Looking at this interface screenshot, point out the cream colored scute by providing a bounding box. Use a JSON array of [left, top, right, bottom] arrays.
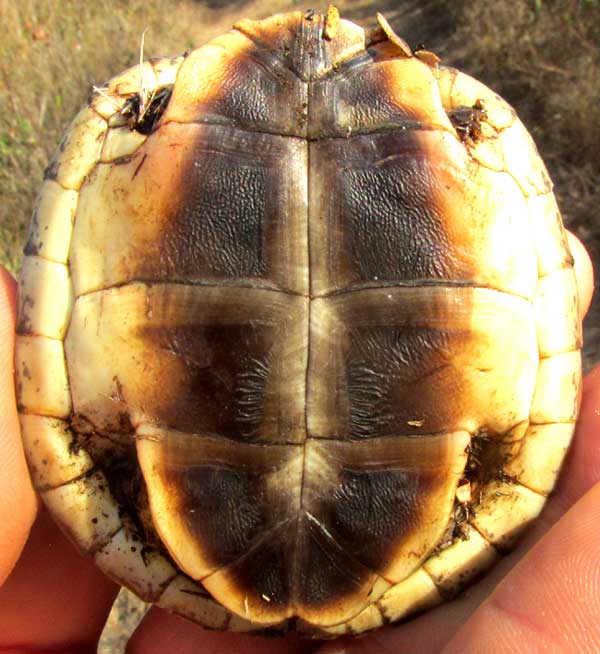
[[18, 257, 73, 339], [20, 414, 93, 490], [42, 471, 121, 552], [91, 56, 184, 123], [46, 107, 107, 191], [423, 528, 499, 596], [310, 603, 384, 637], [157, 575, 230, 630], [528, 192, 573, 276], [436, 67, 517, 131], [504, 423, 576, 494], [534, 269, 581, 357], [24, 180, 78, 263], [377, 568, 441, 623], [529, 350, 581, 424], [151, 55, 185, 86], [91, 61, 157, 120], [95, 528, 177, 601], [500, 118, 552, 197], [100, 127, 147, 162], [470, 481, 546, 550], [15, 335, 71, 418]]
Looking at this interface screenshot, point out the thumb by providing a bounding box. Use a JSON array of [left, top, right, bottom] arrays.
[[0, 265, 37, 586]]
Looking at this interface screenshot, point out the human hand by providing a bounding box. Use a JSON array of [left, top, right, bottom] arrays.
[[0, 233, 596, 654]]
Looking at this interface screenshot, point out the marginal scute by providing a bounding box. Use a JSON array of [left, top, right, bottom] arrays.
[[20, 414, 93, 490], [23, 180, 78, 263], [17, 257, 73, 339], [100, 126, 147, 162], [534, 269, 581, 356], [95, 528, 177, 601], [307, 602, 384, 637], [45, 107, 107, 190], [528, 192, 573, 276], [42, 470, 121, 552], [91, 61, 158, 119], [529, 350, 582, 424], [15, 335, 71, 417], [422, 528, 500, 597], [436, 67, 517, 131], [151, 55, 186, 86], [469, 481, 546, 550], [499, 118, 553, 196], [157, 575, 230, 630], [503, 423, 576, 494], [377, 568, 441, 623]]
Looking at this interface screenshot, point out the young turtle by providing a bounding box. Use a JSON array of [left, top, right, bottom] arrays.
[[15, 7, 581, 637]]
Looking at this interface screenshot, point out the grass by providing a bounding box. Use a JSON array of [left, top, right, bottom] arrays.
[[0, 0, 598, 293], [447, 0, 600, 245], [2, 1, 598, 271], [0, 0, 240, 272]]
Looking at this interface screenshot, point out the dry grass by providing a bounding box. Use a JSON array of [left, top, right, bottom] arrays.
[[2, 1, 598, 272], [445, 0, 600, 365], [447, 0, 600, 231], [0, 0, 450, 273], [0, 0, 240, 272]]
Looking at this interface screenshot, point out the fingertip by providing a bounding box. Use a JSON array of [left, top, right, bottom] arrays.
[[566, 231, 594, 321], [0, 264, 37, 586], [443, 482, 600, 654]]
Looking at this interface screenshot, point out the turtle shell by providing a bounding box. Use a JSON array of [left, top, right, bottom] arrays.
[[15, 8, 582, 637]]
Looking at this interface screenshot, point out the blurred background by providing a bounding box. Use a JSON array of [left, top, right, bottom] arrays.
[[0, 0, 598, 649]]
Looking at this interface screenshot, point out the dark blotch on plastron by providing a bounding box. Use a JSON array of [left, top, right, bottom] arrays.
[[167, 464, 268, 567], [139, 322, 273, 438], [346, 326, 451, 438], [221, 523, 294, 609], [319, 468, 425, 572], [311, 132, 456, 293], [145, 156, 269, 281], [340, 162, 452, 283], [295, 513, 371, 608]]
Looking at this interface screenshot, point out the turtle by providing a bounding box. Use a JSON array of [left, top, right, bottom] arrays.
[[14, 6, 582, 638]]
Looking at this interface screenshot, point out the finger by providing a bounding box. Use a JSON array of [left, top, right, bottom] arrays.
[[566, 230, 594, 320], [318, 366, 600, 654], [318, 271, 598, 654], [441, 481, 600, 653], [126, 606, 317, 654], [0, 262, 119, 651], [0, 508, 119, 652], [0, 266, 37, 585]]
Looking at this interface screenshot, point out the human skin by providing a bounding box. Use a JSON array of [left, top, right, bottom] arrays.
[[0, 233, 596, 654]]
